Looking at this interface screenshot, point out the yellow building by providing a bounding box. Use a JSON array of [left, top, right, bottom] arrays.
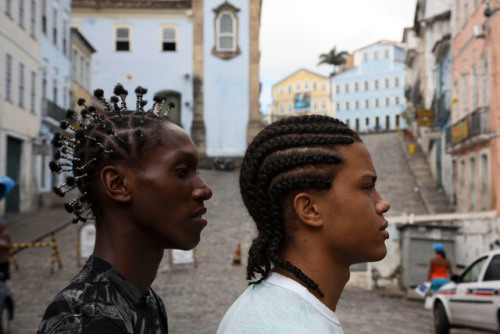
[[271, 69, 331, 121], [70, 28, 96, 110]]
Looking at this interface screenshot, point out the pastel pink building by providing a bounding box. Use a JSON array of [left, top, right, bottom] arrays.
[[449, 0, 500, 213]]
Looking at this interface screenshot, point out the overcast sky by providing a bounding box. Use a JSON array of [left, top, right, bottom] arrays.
[[259, 0, 417, 112]]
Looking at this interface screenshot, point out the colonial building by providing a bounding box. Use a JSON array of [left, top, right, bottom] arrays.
[[39, 0, 73, 199], [332, 40, 407, 133], [270, 69, 331, 122], [448, 0, 499, 213], [71, 0, 262, 163], [70, 28, 95, 111], [0, 0, 42, 213]]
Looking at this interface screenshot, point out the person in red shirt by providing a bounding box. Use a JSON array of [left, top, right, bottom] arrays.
[[427, 243, 452, 292]]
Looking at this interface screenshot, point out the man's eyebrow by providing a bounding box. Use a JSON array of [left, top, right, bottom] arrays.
[[361, 174, 377, 182]]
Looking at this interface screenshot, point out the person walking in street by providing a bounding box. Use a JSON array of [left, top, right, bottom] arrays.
[[37, 84, 212, 334], [427, 243, 452, 292], [0, 220, 13, 282], [218, 115, 391, 333]]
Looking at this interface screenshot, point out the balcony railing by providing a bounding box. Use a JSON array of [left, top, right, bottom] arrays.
[[43, 99, 66, 122], [446, 107, 489, 149]]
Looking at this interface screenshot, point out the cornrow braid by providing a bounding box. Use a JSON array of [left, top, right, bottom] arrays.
[[240, 115, 361, 298], [49, 83, 173, 224]]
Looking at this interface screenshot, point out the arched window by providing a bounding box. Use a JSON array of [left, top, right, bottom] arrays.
[[213, 2, 241, 60], [161, 27, 177, 51]]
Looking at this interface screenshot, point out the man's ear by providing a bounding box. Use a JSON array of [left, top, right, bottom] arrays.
[[100, 165, 132, 203], [293, 192, 323, 228]]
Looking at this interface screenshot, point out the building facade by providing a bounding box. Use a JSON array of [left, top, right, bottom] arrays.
[[70, 28, 95, 111], [39, 0, 73, 198], [448, 0, 499, 214], [270, 69, 331, 122], [0, 0, 42, 213], [71, 0, 262, 163], [332, 41, 407, 133]]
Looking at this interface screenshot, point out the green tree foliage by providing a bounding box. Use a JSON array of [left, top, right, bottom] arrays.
[[318, 46, 348, 76]]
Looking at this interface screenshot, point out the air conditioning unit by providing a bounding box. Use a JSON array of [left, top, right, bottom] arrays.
[[473, 25, 484, 38]]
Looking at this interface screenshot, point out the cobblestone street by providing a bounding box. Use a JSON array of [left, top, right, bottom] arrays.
[[4, 133, 484, 333]]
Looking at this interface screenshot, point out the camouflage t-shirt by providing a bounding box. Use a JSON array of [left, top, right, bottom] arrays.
[[37, 256, 168, 334]]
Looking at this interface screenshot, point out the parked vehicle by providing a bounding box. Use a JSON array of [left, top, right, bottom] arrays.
[[432, 249, 500, 333], [0, 281, 13, 334]]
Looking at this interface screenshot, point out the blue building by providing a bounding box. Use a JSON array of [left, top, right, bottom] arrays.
[[333, 40, 407, 133], [71, 0, 262, 163]]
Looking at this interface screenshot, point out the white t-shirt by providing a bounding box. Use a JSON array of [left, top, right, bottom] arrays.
[[217, 272, 344, 334]]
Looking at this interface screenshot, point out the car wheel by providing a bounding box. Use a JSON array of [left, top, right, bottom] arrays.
[[433, 301, 450, 334], [0, 305, 10, 334]]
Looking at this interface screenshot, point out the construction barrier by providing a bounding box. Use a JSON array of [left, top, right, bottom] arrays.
[[9, 232, 62, 274]]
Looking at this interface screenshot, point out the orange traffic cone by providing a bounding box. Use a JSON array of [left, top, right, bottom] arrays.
[[232, 242, 241, 265]]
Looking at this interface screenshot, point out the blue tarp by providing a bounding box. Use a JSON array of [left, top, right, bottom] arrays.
[[0, 176, 15, 200]]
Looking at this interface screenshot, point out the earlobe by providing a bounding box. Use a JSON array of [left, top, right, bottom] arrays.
[[100, 166, 132, 203], [293, 192, 323, 228]]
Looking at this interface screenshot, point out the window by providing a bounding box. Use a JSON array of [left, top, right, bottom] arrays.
[[395, 96, 400, 105], [72, 49, 78, 78], [62, 20, 68, 55], [385, 78, 390, 88], [288, 104, 292, 115], [462, 75, 468, 116], [85, 61, 90, 89], [53, 8, 58, 46], [321, 82, 326, 90], [346, 102, 350, 110], [79, 55, 84, 83], [5, 0, 12, 17], [345, 83, 349, 93], [354, 82, 359, 92], [115, 27, 130, 51], [41, 0, 46, 34], [313, 101, 317, 112], [279, 87, 284, 95], [355, 101, 359, 109], [363, 53, 368, 61], [53, 78, 58, 104], [19, 0, 25, 28], [321, 100, 326, 112], [288, 84, 292, 94], [296, 82, 300, 92], [364, 81, 369, 90], [462, 0, 468, 26], [30, 0, 35, 37], [365, 100, 369, 108], [279, 104, 284, 116], [374, 51, 378, 60], [312, 81, 317, 90], [484, 255, 500, 281], [394, 77, 400, 87], [336, 85, 340, 94], [374, 80, 379, 89], [462, 257, 487, 283], [375, 99, 379, 107], [366, 117, 370, 126], [18, 62, 25, 108], [304, 81, 309, 91], [396, 115, 400, 127], [470, 156, 476, 211], [217, 12, 236, 51], [480, 153, 490, 210], [482, 55, 489, 107], [355, 118, 360, 131], [30, 71, 36, 113], [336, 103, 340, 111], [162, 27, 177, 51], [384, 49, 390, 59], [5, 54, 12, 101], [385, 97, 390, 106], [471, 65, 478, 110]]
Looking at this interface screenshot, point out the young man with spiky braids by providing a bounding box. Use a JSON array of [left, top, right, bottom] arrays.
[[218, 115, 390, 334], [37, 84, 212, 334]]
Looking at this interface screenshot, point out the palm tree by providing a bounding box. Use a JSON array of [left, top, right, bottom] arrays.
[[318, 46, 348, 76]]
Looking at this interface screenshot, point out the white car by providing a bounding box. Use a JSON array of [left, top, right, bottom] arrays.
[[432, 249, 500, 333]]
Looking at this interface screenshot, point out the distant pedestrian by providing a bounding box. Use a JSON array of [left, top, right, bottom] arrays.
[[0, 220, 13, 282], [37, 84, 212, 334], [218, 115, 391, 333], [427, 243, 452, 292]]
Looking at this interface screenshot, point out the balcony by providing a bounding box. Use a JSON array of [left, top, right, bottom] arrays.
[[446, 107, 489, 151], [43, 99, 66, 123]]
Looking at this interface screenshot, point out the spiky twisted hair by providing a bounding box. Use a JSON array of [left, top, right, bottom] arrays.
[[49, 84, 174, 223], [240, 115, 361, 297]]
